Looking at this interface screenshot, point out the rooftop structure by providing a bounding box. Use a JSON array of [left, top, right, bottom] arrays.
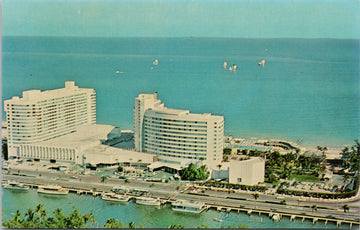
[[134, 93, 224, 167]]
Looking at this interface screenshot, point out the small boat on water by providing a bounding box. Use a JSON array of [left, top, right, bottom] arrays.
[[37, 185, 69, 195], [3, 181, 29, 191], [213, 217, 223, 222], [136, 196, 161, 206], [258, 60, 266, 66], [102, 193, 131, 203], [171, 200, 206, 213], [223, 61, 228, 69]]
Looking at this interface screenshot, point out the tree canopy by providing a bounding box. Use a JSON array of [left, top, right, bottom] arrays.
[[2, 204, 144, 229], [180, 163, 209, 181]]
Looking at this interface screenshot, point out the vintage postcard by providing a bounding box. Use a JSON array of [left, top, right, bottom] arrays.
[[1, 0, 359, 228]]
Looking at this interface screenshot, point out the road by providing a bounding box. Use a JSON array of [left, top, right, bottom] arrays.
[[3, 169, 359, 221]]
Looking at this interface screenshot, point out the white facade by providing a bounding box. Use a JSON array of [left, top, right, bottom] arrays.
[[228, 157, 265, 185], [134, 93, 164, 152], [4, 81, 96, 157], [211, 158, 265, 185], [18, 124, 155, 165], [134, 93, 224, 167]]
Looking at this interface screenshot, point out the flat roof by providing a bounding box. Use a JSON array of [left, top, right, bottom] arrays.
[[30, 124, 115, 149], [5, 81, 94, 103], [84, 145, 156, 165]]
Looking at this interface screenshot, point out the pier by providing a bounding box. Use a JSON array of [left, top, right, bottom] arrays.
[[205, 203, 359, 228]]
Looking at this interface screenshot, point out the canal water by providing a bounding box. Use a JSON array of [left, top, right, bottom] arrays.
[[2, 189, 353, 228]]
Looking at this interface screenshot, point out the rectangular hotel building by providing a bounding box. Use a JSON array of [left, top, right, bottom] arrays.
[[4, 81, 96, 158]]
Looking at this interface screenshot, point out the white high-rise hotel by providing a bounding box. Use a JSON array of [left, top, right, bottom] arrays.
[[134, 93, 224, 166], [4, 81, 96, 158]]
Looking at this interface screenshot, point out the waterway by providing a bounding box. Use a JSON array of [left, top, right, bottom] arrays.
[[2, 188, 354, 229]]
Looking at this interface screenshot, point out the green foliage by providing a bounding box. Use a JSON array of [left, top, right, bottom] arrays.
[[2, 203, 145, 229], [104, 218, 125, 228], [199, 181, 267, 192], [168, 224, 185, 229], [223, 148, 232, 155], [289, 174, 321, 182], [277, 187, 357, 199], [264, 149, 326, 182], [117, 165, 124, 172], [2, 204, 96, 229], [341, 140, 360, 172], [180, 163, 209, 181], [221, 223, 248, 228], [104, 218, 141, 228], [101, 175, 107, 183]]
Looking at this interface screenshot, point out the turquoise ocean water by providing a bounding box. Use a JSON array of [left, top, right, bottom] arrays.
[[2, 37, 359, 147], [1, 189, 352, 229], [2, 37, 359, 228]]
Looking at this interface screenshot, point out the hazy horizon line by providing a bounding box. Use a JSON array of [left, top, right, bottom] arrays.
[[3, 35, 360, 41]]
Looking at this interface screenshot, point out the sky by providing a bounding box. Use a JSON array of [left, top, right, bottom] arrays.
[[2, 0, 360, 39]]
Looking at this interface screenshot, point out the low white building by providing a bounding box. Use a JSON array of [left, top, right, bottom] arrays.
[[18, 123, 156, 166], [211, 157, 265, 185]]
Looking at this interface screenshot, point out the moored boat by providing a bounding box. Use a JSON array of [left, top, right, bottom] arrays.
[[102, 193, 131, 203], [213, 217, 223, 222], [135, 196, 161, 206], [3, 181, 29, 191], [171, 200, 206, 213], [37, 185, 69, 195]]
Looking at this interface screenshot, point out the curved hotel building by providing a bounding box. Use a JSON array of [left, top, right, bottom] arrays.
[[134, 93, 224, 166]]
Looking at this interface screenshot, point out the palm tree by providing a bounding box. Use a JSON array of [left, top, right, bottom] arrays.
[[104, 218, 124, 228], [35, 204, 44, 215], [84, 211, 96, 227], [24, 208, 35, 222], [101, 175, 107, 183], [168, 224, 185, 229], [311, 205, 317, 212], [128, 221, 136, 229], [317, 146, 328, 160], [341, 204, 350, 213]]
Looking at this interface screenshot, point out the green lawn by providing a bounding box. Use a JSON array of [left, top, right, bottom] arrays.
[[290, 174, 321, 182]]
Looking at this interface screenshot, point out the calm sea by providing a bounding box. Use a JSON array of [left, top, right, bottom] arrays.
[[1, 189, 352, 229], [2, 37, 359, 148]]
